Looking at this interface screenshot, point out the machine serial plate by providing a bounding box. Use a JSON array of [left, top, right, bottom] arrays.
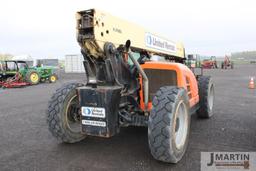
[[81, 107, 106, 118], [82, 120, 106, 127]]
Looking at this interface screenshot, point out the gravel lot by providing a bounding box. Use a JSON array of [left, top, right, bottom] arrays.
[[0, 64, 255, 171]]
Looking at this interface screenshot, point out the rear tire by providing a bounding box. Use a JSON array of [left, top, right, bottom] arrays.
[[231, 62, 234, 69], [197, 76, 214, 118], [46, 82, 86, 143], [26, 70, 40, 85], [214, 62, 218, 69], [148, 86, 190, 163]]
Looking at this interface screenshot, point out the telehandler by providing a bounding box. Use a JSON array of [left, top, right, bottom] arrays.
[[46, 9, 214, 163]]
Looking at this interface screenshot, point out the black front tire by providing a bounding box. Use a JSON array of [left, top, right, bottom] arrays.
[[148, 86, 190, 163], [49, 73, 58, 83], [40, 78, 46, 83], [197, 76, 214, 118], [46, 82, 86, 143]]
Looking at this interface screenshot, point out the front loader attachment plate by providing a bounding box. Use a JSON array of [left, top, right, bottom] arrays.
[[77, 86, 122, 138]]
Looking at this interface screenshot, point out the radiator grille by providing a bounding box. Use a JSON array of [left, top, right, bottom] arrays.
[[144, 69, 177, 101]]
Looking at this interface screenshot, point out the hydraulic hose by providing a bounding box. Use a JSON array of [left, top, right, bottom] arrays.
[[128, 52, 149, 110]]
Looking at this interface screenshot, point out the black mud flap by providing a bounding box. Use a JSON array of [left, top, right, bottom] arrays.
[[77, 86, 122, 138]]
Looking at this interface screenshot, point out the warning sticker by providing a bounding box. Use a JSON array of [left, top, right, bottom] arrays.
[[82, 120, 106, 127]]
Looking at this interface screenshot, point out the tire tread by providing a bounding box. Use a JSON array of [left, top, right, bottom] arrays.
[[148, 86, 189, 163], [46, 82, 85, 143]]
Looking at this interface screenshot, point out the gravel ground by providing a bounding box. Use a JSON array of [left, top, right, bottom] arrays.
[[0, 64, 255, 171]]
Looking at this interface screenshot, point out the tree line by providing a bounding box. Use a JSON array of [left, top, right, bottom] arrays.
[[0, 53, 14, 60]]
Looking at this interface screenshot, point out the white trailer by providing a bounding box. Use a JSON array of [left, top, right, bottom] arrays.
[[65, 54, 85, 73]]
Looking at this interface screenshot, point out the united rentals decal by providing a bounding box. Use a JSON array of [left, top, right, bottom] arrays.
[[81, 107, 106, 118], [201, 152, 256, 171], [145, 32, 176, 53]]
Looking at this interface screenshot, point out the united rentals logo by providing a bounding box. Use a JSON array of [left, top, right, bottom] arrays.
[[201, 152, 256, 171], [145, 33, 176, 53], [81, 107, 106, 118]]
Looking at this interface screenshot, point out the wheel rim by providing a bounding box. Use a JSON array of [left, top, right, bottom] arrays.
[[174, 100, 188, 150], [65, 94, 81, 133], [50, 76, 56, 82], [30, 73, 39, 83], [208, 85, 214, 111]]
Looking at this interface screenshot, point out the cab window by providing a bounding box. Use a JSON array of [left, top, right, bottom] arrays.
[[18, 63, 27, 69], [6, 62, 17, 71]]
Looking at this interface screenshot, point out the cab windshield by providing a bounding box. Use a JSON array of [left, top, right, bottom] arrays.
[[17, 62, 27, 69]]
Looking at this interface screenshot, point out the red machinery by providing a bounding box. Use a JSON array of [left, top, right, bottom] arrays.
[[221, 55, 234, 69], [202, 56, 218, 69], [0, 73, 30, 88]]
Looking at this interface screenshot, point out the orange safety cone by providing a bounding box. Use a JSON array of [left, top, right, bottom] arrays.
[[249, 77, 255, 89]]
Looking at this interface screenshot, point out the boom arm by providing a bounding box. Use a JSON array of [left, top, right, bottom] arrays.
[[75, 9, 186, 109], [76, 9, 185, 60]]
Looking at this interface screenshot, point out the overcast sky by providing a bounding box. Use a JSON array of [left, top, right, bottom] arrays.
[[0, 0, 255, 58]]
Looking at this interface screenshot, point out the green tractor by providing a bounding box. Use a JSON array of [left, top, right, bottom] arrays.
[[186, 54, 202, 68], [0, 60, 58, 85]]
